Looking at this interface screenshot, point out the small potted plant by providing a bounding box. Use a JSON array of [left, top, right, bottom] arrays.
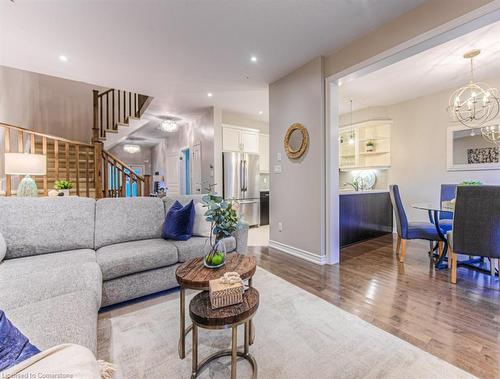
[[54, 180, 73, 196], [201, 186, 240, 269], [365, 140, 375, 152]]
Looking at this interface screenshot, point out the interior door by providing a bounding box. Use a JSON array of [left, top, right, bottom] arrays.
[[191, 143, 202, 194], [166, 153, 180, 195]]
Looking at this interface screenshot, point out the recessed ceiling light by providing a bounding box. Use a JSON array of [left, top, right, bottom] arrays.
[[251, 56, 258, 63], [258, 110, 264, 115], [207, 92, 213, 98], [59, 55, 68, 62]]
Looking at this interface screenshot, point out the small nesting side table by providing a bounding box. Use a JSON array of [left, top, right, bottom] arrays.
[[175, 253, 257, 359], [189, 288, 259, 379]]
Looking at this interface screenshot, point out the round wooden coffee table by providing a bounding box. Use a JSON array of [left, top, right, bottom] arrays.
[[189, 288, 259, 379], [175, 253, 257, 359]]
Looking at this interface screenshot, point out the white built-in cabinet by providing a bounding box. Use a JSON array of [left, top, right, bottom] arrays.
[[259, 134, 269, 173], [222, 125, 259, 154], [339, 120, 392, 170], [222, 124, 269, 173]]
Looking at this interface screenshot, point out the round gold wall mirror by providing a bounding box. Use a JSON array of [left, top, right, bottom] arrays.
[[284, 123, 309, 159]]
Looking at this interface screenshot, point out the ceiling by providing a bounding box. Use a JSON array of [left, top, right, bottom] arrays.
[[0, 0, 425, 122], [339, 20, 500, 114]]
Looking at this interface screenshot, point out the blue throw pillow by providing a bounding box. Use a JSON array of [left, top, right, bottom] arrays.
[[162, 200, 195, 241], [0, 310, 40, 371]]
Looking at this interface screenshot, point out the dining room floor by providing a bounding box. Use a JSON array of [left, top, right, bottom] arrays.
[[246, 234, 500, 379]]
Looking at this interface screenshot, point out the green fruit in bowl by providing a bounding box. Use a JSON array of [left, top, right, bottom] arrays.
[[211, 254, 223, 266], [205, 255, 212, 264]]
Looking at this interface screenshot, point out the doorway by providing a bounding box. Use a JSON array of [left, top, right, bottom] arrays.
[[325, 6, 500, 265], [180, 148, 191, 195]]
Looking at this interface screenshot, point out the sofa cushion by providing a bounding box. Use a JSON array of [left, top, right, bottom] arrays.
[[95, 197, 165, 249], [0, 231, 6, 262], [5, 290, 98, 354], [171, 236, 236, 262], [163, 194, 205, 212], [0, 197, 96, 259], [96, 238, 178, 281], [162, 200, 195, 241], [0, 262, 102, 310], [0, 249, 97, 279], [0, 310, 41, 371]]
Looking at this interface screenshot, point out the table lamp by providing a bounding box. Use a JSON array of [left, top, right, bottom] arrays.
[[5, 153, 47, 197]]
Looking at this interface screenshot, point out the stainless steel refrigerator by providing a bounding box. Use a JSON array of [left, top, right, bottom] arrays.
[[222, 152, 260, 226]]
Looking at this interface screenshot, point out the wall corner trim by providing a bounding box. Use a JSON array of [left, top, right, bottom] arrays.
[[269, 240, 327, 265]]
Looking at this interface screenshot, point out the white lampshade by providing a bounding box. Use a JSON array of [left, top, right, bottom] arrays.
[[5, 153, 47, 175]]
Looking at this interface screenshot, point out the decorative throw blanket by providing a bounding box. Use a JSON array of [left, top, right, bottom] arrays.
[[0, 310, 40, 371]]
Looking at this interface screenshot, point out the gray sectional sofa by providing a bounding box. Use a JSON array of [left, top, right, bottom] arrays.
[[0, 195, 248, 355]]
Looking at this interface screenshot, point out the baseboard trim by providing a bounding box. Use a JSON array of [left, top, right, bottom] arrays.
[[269, 240, 327, 265]]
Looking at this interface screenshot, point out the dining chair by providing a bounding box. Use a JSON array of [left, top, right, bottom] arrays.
[[438, 184, 456, 232], [389, 185, 445, 263], [449, 185, 500, 284]]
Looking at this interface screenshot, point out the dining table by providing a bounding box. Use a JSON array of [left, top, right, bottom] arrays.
[[412, 202, 453, 269]]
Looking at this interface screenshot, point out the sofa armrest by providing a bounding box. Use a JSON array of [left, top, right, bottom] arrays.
[[232, 223, 249, 253], [1, 344, 110, 378]]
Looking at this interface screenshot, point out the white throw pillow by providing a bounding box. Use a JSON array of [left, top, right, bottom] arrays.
[[0, 231, 6, 262], [192, 202, 212, 237]]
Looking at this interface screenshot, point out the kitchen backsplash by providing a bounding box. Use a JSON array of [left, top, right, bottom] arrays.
[[339, 169, 388, 191]]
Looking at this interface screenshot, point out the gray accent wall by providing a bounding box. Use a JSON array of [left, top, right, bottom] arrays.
[[0, 65, 105, 143], [269, 57, 325, 260]]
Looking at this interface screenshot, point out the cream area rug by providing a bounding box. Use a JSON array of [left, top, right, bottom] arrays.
[[97, 268, 475, 379]]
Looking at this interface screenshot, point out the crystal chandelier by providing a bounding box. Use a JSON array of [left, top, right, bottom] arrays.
[[160, 120, 178, 133], [481, 124, 500, 144], [123, 144, 141, 154], [448, 50, 500, 143]]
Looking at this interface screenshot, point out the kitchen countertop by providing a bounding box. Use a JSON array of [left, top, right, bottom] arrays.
[[339, 189, 389, 195]]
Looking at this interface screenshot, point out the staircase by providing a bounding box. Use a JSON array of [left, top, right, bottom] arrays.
[[1, 88, 153, 198]]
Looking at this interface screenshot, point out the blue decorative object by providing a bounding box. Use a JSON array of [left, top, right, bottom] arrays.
[[162, 200, 195, 241], [0, 310, 40, 371]]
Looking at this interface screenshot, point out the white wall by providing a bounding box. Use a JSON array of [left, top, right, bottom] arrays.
[[340, 79, 500, 222], [221, 110, 269, 134], [269, 57, 325, 262]]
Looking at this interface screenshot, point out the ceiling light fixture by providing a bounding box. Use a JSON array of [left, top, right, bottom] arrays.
[[160, 120, 178, 133], [258, 110, 263, 115], [207, 92, 213, 98], [123, 144, 141, 154], [251, 56, 258, 63], [481, 125, 500, 144], [448, 49, 500, 144], [59, 55, 68, 62]]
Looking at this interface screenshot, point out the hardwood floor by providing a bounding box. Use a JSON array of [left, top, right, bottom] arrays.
[[247, 235, 500, 379]]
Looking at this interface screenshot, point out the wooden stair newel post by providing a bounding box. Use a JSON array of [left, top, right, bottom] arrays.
[[94, 142, 103, 199], [144, 174, 151, 197], [92, 89, 100, 143]]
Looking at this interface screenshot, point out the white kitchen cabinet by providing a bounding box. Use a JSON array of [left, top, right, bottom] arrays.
[[259, 134, 269, 173], [241, 130, 259, 153], [222, 125, 259, 153], [222, 126, 241, 152]]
